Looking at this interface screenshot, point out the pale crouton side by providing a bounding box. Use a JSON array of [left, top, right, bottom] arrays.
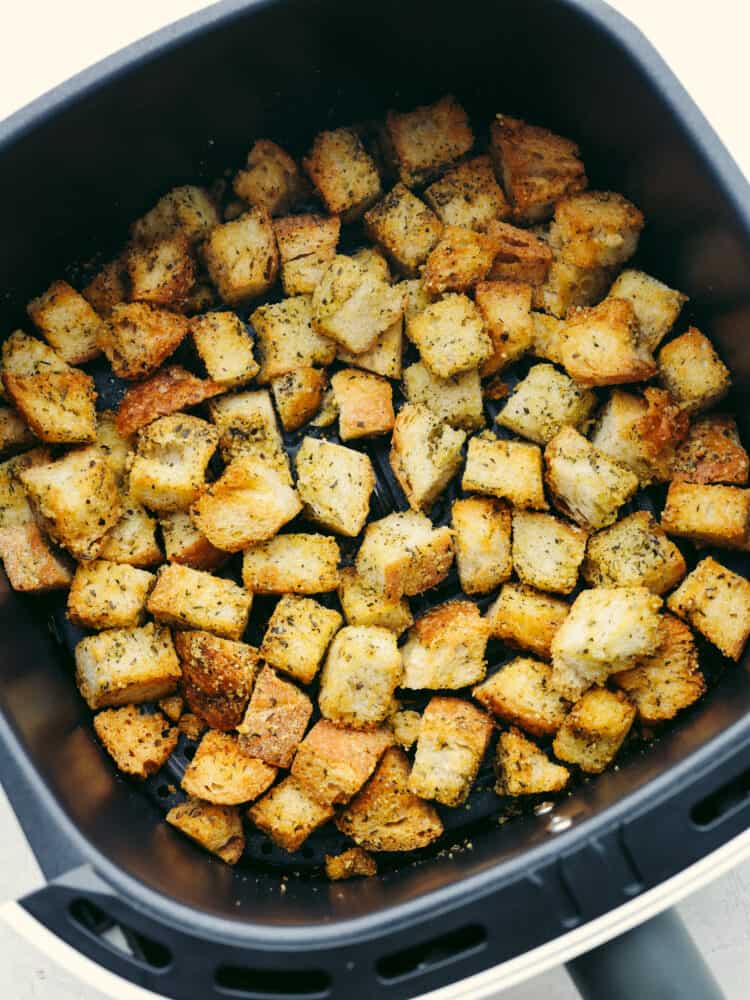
[[672, 414, 749, 485], [27, 280, 104, 364], [661, 482, 750, 548], [550, 190, 644, 268], [390, 403, 466, 513], [658, 327, 731, 414], [203, 207, 279, 305], [401, 601, 490, 690], [497, 364, 596, 446], [158, 695, 184, 722], [561, 299, 656, 386], [475, 279, 534, 377], [422, 226, 498, 295], [237, 664, 312, 767], [270, 368, 327, 432], [273, 213, 341, 296], [147, 563, 252, 640], [325, 847, 377, 880], [355, 511, 454, 600], [485, 220, 553, 284], [451, 496, 512, 595], [129, 414, 218, 513], [208, 389, 289, 478], [531, 312, 567, 364], [583, 511, 686, 594], [474, 657, 570, 737], [0, 405, 36, 457], [495, 727, 570, 795], [251, 295, 336, 383], [462, 436, 547, 510], [242, 533, 341, 594], [338, 567, 413, 635], [248, 776, 334, 853], [291, 719, 392, 806], [383, 95, 474, 187], [608, 269, 687, 353], [303, 127, 382, 220], [425, 155, 510, 231], [167, 797, 244, 864], [126, 233, 196, 308], [331, 369, 395, 440], [486, 583, 569, 660], [319, 626, 402, 728], [115, 365, 223, 437], [403, 361, 484, 432], [95, 410, 133, 486], [94, 705, 178, 780], [0, 521, 73, 593], [553, 688, 636, 774], [97, 496, 163, 568], [533, 254, 614, 319], [174, 629, 258, 730], [131, 185, 219, 247], [67, 560, 154, 629], [98, 302, 189, 380], [311, 255, 403, 355], [407, 293, 492, 378], [388, 705, 421, 749], [232, 139, 306, 216], [260, 594, 342, 684], [402, 279, 436, 321], [667, 556, 750, 660], [364, 183, 442, 276], [0, 447, 51, 532], [337, 317, 404, 380], [182, 731, 277, 805], [295, 436, 374, 537], [512, 511, 587, 595], [190, 310, 260, 388], [159, 510, 228, 571]]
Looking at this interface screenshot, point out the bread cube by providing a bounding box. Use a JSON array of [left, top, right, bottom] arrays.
[[0, 447, 49, 532], [312, 255, 403, 355], [463, 436, 547, 510], [67, 560, 154, 629], [82, 257, 129, 316], [158, 694, 184, 723], [0, 520, 72, 594], [388, 705, 422, 749], [203, 207, 279, 305], [550, 190, 644, 268], [486, 583, 569, 660], [408, 696, 493, 807], [336, 746, 443, 851], [485, 220, 553, 285], [489, 115, 586, 223], [236, 663, 312, 767], [208, 389, 289, 478], [450, 496, 512, 595], [99, 302, 189, 380], [533, 254, 614, 319], [260, 594, 341, 685], [475, 279, 534, 377], [131, 185, 219, 247], [338, 567, 413, 635], [331, 369, 394, 440], [551, 586, 662, 701], [422, 226, 498, 295], [607, 269, 687, 353], [666, 556, 750, 660], [390, 404, 465, 513], [167, 797, 244, 864], [318, 626, 402, 728], [115, 365, 223, 437], [126, 234, 195, 308], [242, 532, 340, 594], [495, 727, 570, 796], [401, 601, 489, 690], [291, 719, 392, 806], [75, 622, 181, 709], [474, 657, 569, 737], [672, 414, 749, 485], [94, 410, 132, 486], [129, 414, 218, 513], [159, 510, 228, 571], [147, 563, 252, 640], [337, 317, 404, 380], [325, 847, 377, 881], [273, 213, 340, 295], [182, 731, 276, 805], [512, 511, 587, 595], [2, 331, 97, 444], [232, 139, 306, 216], [97, 496, 162, 568], [271, 368, 327, 432], [190, 311, 260, 388], [178, 712, 208, 741], [402, 278, 436, 321], [544, 427, 638, 530], [251, 295, 336, 383], [553, 688, 636, 774], [661, 482, 750, 548], [303, 127, 381, 220], [248, 776, 334, 852], [403, 361, 484, 432], [583, 511, 686, 594], [383, 95, 474, 187], [658, 327, 731, 414], [561, 299, 656, 386], [424, 155, 509, 231], [497, 364, 596, 445], [407, 293, 491, 378], [355, 511, 454, 600], [27, 280, 103, 364], [531, 312, 567, 365], [0, 406, 34, 458], [174, 629, 258, 730], [93, 705, 177, 780], [294, 436, 374, 537], [364, 183, 442, 276]]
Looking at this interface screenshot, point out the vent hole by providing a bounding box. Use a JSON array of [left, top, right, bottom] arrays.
[[691, 768, 750, 827], [215, 966, 331, 997], [376, 923, 486, 983], [69, 899, 172, 970]]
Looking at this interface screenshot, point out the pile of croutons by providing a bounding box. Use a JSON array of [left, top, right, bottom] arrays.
[[2, 94, 749, 878]]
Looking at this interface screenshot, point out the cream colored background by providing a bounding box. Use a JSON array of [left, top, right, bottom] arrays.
[[0, 1, 749, 997]]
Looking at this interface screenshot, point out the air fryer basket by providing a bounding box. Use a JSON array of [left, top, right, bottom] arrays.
[[1, 0, 750, 997]]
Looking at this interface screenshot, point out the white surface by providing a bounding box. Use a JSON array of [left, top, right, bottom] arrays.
[[0, 1, 749, 997]]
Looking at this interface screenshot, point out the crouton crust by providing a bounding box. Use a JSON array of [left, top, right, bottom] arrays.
[[167, 797, 245, 864], [661, 482, 750, 549], [147, 563, 252, 640], [115, 366, 223, 436], [337, 567, 413, 635], [474, 658, 570, 737], [242, 533, 341, 594], [671, 415, 749, 485], [303, 127, 382, 220], [126, 233, 196, 308], [319, 626, 402, 728], [247, 777, 334, 853], [251, 295, 336, 383], [232, 139, 307, 216], [658, 327, 731, 414], [486, 583, 569, 660], [355, 511, 454, 600], [182, 731, 277, 805], [474, 279, 534, 377], [271, 368, 327, 432], [99, 302, 189, 380], [552, 688, 636, 774], [495, 727, 570, 796], [422, 226, 498, 295], [403, 361, 484, 432], [27, 279, 104, 365], [190, 310, 260, 388], [0, 521, 73, 593], [331, 369, 395, 441], [364, 183, 443, 276], [497, 364, 597, 445], [0, 405, 36, 457], [174, 630, 258, 730], [67, 559, 154, 629], [129, 414, 219, 513], [384, 95, 474, 188], [462, 436, 547, 510], [290, 719, 393, 806], [260, 595, 342, 685], [608, 269, 687, 353], [561, 299, 656, 386], [666, 556, 750, 660], [273, 213, 341, 296], [237, 665, 312, 768], [325, 847, 377, 880], [424, 155, 510, 232], [550, 190, 644, 269], [93, 705, 178, 780], [485, 220, 553, 284], [159, 510, 228, 572], [582, 511, 686, 594], [401, 601, 490, 690], [407, 294, 492, 379], [202, 207, 279, 305]]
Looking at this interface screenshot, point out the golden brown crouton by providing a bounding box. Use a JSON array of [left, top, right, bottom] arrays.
[[533, 254, 614, 319], [126, 234, 195, 308], [242, 532, 340, 594], [561, 299, 656, 386], [260, 595, 341, 685], [401, 601, 489, 690], [463, 436, 547, 510], [337, 317, 404, 380], [658, 327, 731, 414], [388, 706, 421, 749], [95, 410, 133, 486], [425, 155, 510, 231], [270, 368, 327, 432], [512, 511, 587, 595], [0, 521, 72, 593], [0, 447, 50, 532], [497, 364, 596, 446], [159, 510, 228, 571], [158, 694, 184, 722], [553, 688, 636, 774], [608, 269, 687, 353], [337, 567, 413, 635], [485, 220, 553, 285], [304, 127, 381, 220], [295, 436, 375, 537], [486, 583, 569, 660], [251, 295, 336, 383], [451, 496, 512, 595], [290, 719, 392, 806], [273, 213, 341, 296], [661, 482, 750, 549], [672, 414, 749, 485], [82, 257, 129, 317], [97, 496, 163, 568], [131, 185, 219, 247], [331, 369, 395, 441], [474, 658, 570, 737], [383, 95, 474, 188], [248, 777, 334, 853], [390, 404, 465, 513], [147, 563, 252, 640], [355, 511, 454, 601], [208, 389, 289, 478], [27, 280, 104, 364], [407, 293, 492, 379], [237, 665, 313, 768], [167, 797, 244, 864], [319, 626, 402, 727], [190, 311, 260, 390], [174, 629, 258, 730], [364, 183, 442, 276], [232, 139, 306, 216], [115, 365, 223, 437], [403, 361, 484, 432], [475, 279, 534, 377], [422, 226, 498, 295], [129, 414, 219, 513], [530, 312, 567, 365], [67, 559, 154, 629], [178, 712, 208, 741], [550, 190, 644, 268], [182, 731, 277, 805], [0, 406, 36, 457], [495, 727, 570, 796], [203, 207, 279, 305], [94, 705, 177, 780], [99, 302, 189, 380], [582, 511, 686, 594], [325, 847, 377, 880], [667, 556, 750, 660]]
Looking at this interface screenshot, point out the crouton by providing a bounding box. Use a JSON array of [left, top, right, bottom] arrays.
[[0, 406, 35, 457], [331, 369, 395, 440], [131, 185, 219, 247], [115, 366, 223, 437], [318, 626, 402, 727], [390, 404, 465, 513], [190, 459, 302, 551], [667, 556, 750, 660], [661, 482, 750, 549], [463, 436, 547, 510], [408, 696, 493, 807], [270, 368, 327, 432], [474, 280, 534, 377], [27, 280, 104, 364], [424, 155, 510, 231], [208, 389, 289, 478], [496, 727, 570, 795], [551, 586, 662, 700], [474, 657, 569, 737], [147, 563, 252, 640], [181, 731, 276, 805], [129, 414, 218, 513], [489, 115, 586, 223], [383, 95, 474, 188], [407, 293, 491, 379], [75, 622, 181, 709], [93, 705, 177, 780], [485, 220, 553, 285], [512, 511, 587, 595], [388, 705, 421, 749], [291, 719, 392, 805], [497, 364, 596, 445], [294, 437, 374, 537], [325, 847, 377, 880], [544, 427, 638, 530], [303, 127, 381, 220], [0, 447, 49, 532], [248, 776, 334, 852], [401, 601, 489, 690], [189, 311, 260, 388], [260, 594, 341, 685], [167, 797, 244, 864], [203, 207, 279, 305], [550, 190, 644, 268], [94, 410, 132, 486], [232, 139, 306, 216], [364, 183, 442, 276], [311, 389, 339, 429], [0, 521, 72, 593], [561, 299, 656, 386], [607, 269, 687, 353], [347, 244, 392, 278], [235, 664, 312, 767], [403, 361, 484, 432], [531, 312, 567, 364], [159, 510, 228, 571], [336, 318, 404, 380], [451, 496, 512, 595], [126, 234, 195, 308], [583, 511, 686, 594], [486, 583, 569, 660], [658, 327, 731, 414], [158, 694, 184, 722], [251, 295, 336, 383], [67, 560, 154, 629], [178, 712, 208, 741], [355, 511, 454, 600], [97, 497, 163, 568], [174, 629, 258, 730], [311, 255, 403, 355], [533, 255, 614, 319], [402, 279, 436, 321], [422, 226, 498, 295], [338, 567, 413, 635], [98, 302, 189, 380], [82, 257, 129, 317], [273, 213, 341, 296], [553, 688, 636, 774], [336, 746, 443, 850], [242, 533, 340, 594], [672, 414, 749, 485], [2, 331, 97, 444]]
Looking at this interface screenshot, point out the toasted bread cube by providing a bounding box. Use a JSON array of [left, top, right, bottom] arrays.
[[94, 705, 177, 780], [182, 731, 276, 805], [131, 185, 218, 246], [159, 510, 227, 571], [608, 269, 687, 353], [291, 719, 392, 805], [147, 563, 251, 640], [658, 327, 731, 414], [260, 595, 341, 685], [295, 437, 374, 537], [497, 364, 596, 446], [0, 447, 50, 531], [409, 696, 493, 807], [129, 414, 218, 513], [474, 658, 569, 737], [311, 388, 339, 428], [303, 127, 381, 220], [661, 482, 750, 548], [338, 567, 413, 635], [248, 776, 334, 852], [672, 414, 749, 485], [667, 556, 750, 660], [2, 331, 97, 444], [422, 226, 498, 295], [312, 255, 403, 355], [190, 311, 260, 388], [236, 664, 312, 767], [403, 361, 484, 432], [75, 622, 181, 709], [97, 497, 163, 568], [325, 847, 377, 880], [95, 410, 133, 485], [232, 139, 306, 216], [82, 257, 128, 316], [273, 213, 340, 296], [451, 497, 512, 595], [364, 183, 442, 276], [390, 404, 465, 512], [424, 155, 509, 231], [350, 246, 392, 282], [544, 427, 638, 530], [512, 512, 587, 595], [485, 220, 552, 284], [115, 366, 223, 437], [242, 532, 340, 594], [490, 115, 586, 223], [251, 295, 336, 383], [383, 95, 473, 187], [531, 312, 567, 364], [67, 560, 154, 629], [551, 190, 644, 268], [561, 299, 656, 386], [337, 317, 404, 380], [126, 234, 195, 308], [355, 511, 454, 600], [402, 278, 436, 321], [486, 583, 568, 660], [178, 712, 208, 741], [331, 369, 395, 441], [19, 446, 121, 560], [191, 459, 302, 552], [271, 368, 327, 432], [174, 630, 257, 730], [496, 727, 570, 795], [553, 688, 636, 774], [0, 520, 72, 593], [27, 280, 103, 364], [99, 302, 189, 380], [583, 511, 686, 594], [401, 601, 489, 690], [533, 255, 614, 319], [158, 694, 184, 722], [388, 705, 422, 749], [336, 746, 443, 851], [203, 208, 279, 305], [475, 279, 534, 377], [209, 388, 289, 478], [407, 294, 491, 379], [463, 436, 546, 510], [167, 797, 244, 864], [551, 586, 662, 701], [319, 626, 402, 727], [0, 406, 35, 456]]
